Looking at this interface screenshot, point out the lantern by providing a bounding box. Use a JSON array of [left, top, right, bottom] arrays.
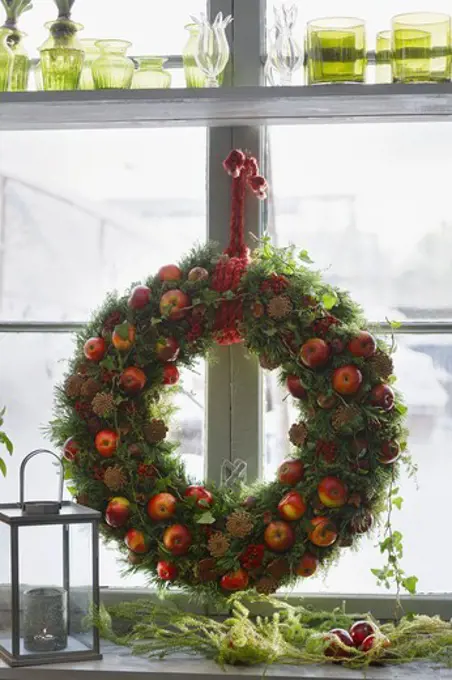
[[0, 450, 102, 667]]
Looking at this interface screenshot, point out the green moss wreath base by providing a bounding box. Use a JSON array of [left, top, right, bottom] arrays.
[[51, 151, 407, 600]]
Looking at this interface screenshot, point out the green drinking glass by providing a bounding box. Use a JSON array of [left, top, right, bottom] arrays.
[[376, 30, 392, 84], [183, 23, 206, 88], [392, 12, 451, 83], [132, 57, 171, 89], [39, 20, 84, 91], [92, 39, 134, 90], [307, 17, 366, 84], [8, 30, 29, 91], [79, 38, 100, 90], [0, 27, 13, 91]]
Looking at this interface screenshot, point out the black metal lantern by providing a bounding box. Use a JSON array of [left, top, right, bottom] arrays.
[[0, 450, 102, 667]]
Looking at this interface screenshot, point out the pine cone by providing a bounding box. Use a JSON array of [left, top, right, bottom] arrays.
[[195, 558, 218, 583], [92, 392, 115, 417], [350, 510, 373, 535], [256, 576, 279, 595], [103, 465, 127, 491], [368, 351, 394, 380], [64, 374, 85, 399], [80, 378, 102, 400], [208, 532, 230, 558], [289, 422, 308, 447], [259, 354, 280, 371], [143, 419, 168, 444], [226, 510, 254, 538], [128, 551, 143, 566], [267, 558, 290, 580], [76, 492, 91, 507], [268, 295, 293, 319], [331, 404, 361, 432], [103, 311, 122, 333], [87, 416, 103, 435]]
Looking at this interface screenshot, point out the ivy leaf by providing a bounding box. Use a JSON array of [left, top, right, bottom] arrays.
[[100, 355, 116, 371], [196, 511, 216, 525], [322, 291, 338, 310], [0, 432, 13, 454], [67, 485, 77, 496], [151, 317, 162, 326], [392, 496, 404, 510], [298, 249, 313, 264], [114, 322, 131, 340], [402, 575, 418, 595], [0, 458, 6, 477], [389, 319, 402, 329], [396, 403, 408, 416]]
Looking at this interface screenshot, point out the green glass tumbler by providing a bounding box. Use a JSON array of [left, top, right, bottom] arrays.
[[376, 30, 392, 84], [132, 57, 171, 89], [39, 20, 84, 91], [392, 12, 451, 82], [0, 28, 13, 91], [92, 39, 134, 89], [307, 17, 366, 84], [8, 30, 30, 91], [79, 38, 100, 90], [183, 23, 206, 88]]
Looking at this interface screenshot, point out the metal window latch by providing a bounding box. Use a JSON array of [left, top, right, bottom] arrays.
[[220, 458, 247, 487], [20, 449, 64, 515]]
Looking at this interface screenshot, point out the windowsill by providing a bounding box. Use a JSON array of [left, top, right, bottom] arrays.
[[0, 644, 449, 680]]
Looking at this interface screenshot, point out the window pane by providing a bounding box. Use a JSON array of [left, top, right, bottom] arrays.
[[0, 333, 205, 587], [21, 0, 206, 57], [0, 128, 206, 322], [267, 122, 452, 321], [264, 334, 452, 593]]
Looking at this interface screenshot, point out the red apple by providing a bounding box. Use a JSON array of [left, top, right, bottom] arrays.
[[119, 366, 146, 394], [296, 553, 319, 577], [286, 375, 308, 399], [163, 524, 192, 556], [147, 493, 177, 521], [63, 437, 80, 462], [95, 429, 118, 457], [105, 497, 130, 528], [360, 634, 390, 652], [188, 267, 209, 282], [300, 338, 330, 368], [112, 323, 136, 351], [84, 337, 106, 362], [370, 384, 395, 412], [128, 285, 151, 310], [278, 491, 307, 521], [318, 476, 348, 508], [158, 264, 182, 282], [220, 568, 249, 592], [157, 560, 178, 581], [184, 485, 213, 508], [309, 517, 338, 547], [160, 289, 191, 320], [264, 520, 295, 552], [163, 364, 180, 385], [317, 394, 337, 409], [379, 441, 400, 465], [349, 620, 377, 647], [348, 331, 377, 358], [125, 528, 149, 554], [332, 365, 363, 395], [277, 459, 305, 486], [155, 337, 180, 362], [325, 629, 355, 658]]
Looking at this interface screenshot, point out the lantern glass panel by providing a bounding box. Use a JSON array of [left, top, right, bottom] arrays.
[[68, 523, 96, 652], [0, 522, 12, 655]]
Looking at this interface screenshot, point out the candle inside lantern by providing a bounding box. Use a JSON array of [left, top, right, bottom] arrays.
[[23, 587, 68, 653], [307, 17, 366, 84]]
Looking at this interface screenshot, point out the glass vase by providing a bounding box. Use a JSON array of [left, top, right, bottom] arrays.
[[192, 12, 232, 87], [376, 30, 392, 84], [392, 12, 451, 83], [79, 38, 100, 90], [92, 40, 134, 90], [268, 4, 303, 86], [39, 20, 84, 91], [307, 17, 366, 84], [183, 24, 206, 88], [132, 57, 171, 89], [8, 30, 29, 91], [0, 28, 13, 92]]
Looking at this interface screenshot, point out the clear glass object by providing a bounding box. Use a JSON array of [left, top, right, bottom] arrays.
[[375, 30, 392, 84], [392, 12, 451, 83], [23, 587, 68, 652], [0, 27, 13, 91], [192, 11, 232, 87], [39, 20, 84, 91], [267, 3, 303, 86], [307, 17, 366, 84], [132, 56, 172, 89], [92, 39, 134, 90], [8, 31, 29, 91], [78, 39, 100, 91], [183, 24, 206, 88]]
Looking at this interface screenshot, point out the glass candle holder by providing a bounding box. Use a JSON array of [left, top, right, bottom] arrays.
[[132, 57, 171, 89], [23, 587, 68, 653], [39, 20, 84, 91], [307, 17, 366, 84], [8, 30, 30, 92], [92, 39, 134, 90], [79, 39, 100, 90], [376, 30, 392, 84], [392, 12, 451, 83], [183, 24, 206, 88]]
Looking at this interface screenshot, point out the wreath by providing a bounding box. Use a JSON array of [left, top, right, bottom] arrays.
[[51, 149, 407, 599]]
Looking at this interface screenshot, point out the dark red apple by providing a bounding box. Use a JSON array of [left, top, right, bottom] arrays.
[[119, 366, 146, 394], [160, 289, 190, 320], [324, 629, 355, 658], [348, 331, 377, 358], [63, 437, 80, 462], [378, 441, 400, 465], [349, 620, 377, 647], [95, 429, 118, 457], [147, 493, 177, 521], [83, 337, 106, 362], [105, 497, 130, 528], [128, 285, 151, 310], [163, 364, 180, 385], [264, 521, 295, 552], [296, 553, 318, 577], [286, 375, 308, 399], [163, 524, 192, 556], [278, 491, 306, 521], [317, 394, 337, 409], [277, 459, 305, 485], [158, 264, 182, 282], [220, 568, 249, 592], [370, 384, 395, 411], [184, 485, 213, 508], [300, 338, 330, 368], [309, 517, 338, 547], [332, 365, 363, 395], [157, 560, 178, 581], [155, 337, 180, 362], [318, 476, 347, 508], [125, 528, 149, 554]]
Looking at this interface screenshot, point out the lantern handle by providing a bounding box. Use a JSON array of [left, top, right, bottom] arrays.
[[20, 449, 64, 510]]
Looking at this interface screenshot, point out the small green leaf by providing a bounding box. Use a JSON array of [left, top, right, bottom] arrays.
[[223, 290, 235, 301], [402, 575, 418, 595], [389, 319, 402, 329], [396, 403, 408, 416], [151, 317, 162, 326], [0, 433, 13, 454], [298, 249, 313, 264], [67, 485, 77, 496], [100, 355, 116, 371], [196, 511, 216, 525], [114, 322, 131, 340], [0, 458, 7, 477], [392, 496, 404, 510], [263, 328, 278, 337], [322, 291, 338, 310]]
